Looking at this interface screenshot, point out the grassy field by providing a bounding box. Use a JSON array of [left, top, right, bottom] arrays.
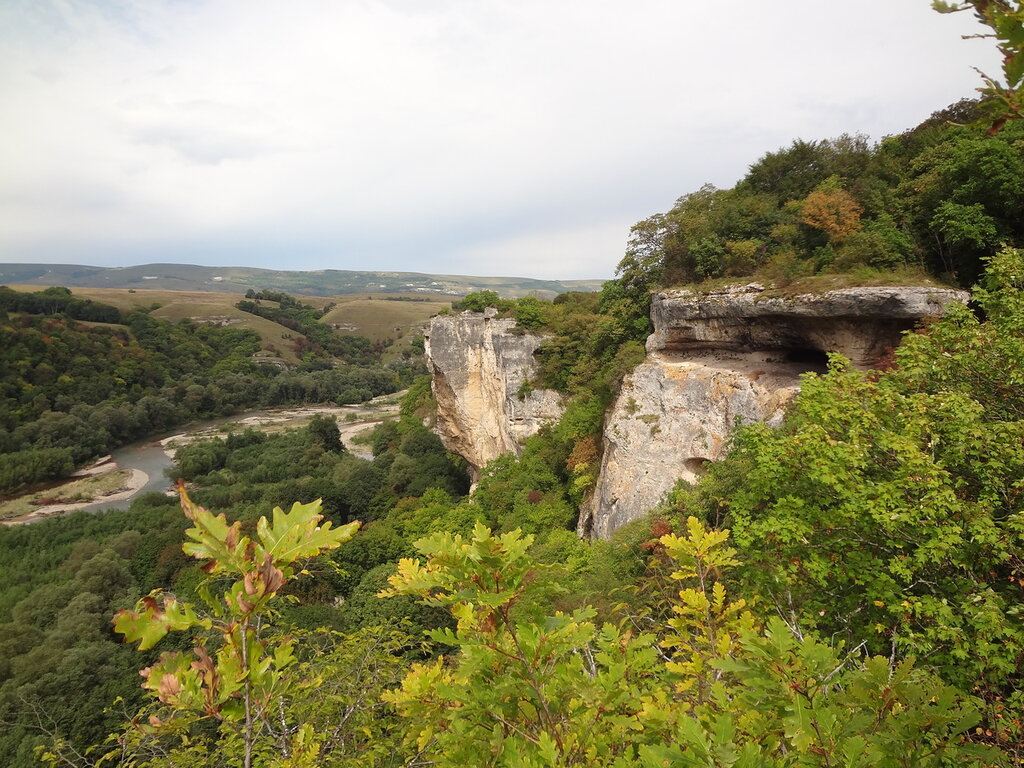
[[7, 285, 449, 365], [15, 285, 251, 311], [321, 297, 450, 342]]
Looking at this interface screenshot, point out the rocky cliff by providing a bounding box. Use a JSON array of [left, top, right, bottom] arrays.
[[425, 310, 563, 480], [424, 285, 968, 539], [580, 284, 969, 538]]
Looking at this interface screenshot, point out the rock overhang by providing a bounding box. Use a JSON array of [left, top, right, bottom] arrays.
[[647, 284, 970, 367]]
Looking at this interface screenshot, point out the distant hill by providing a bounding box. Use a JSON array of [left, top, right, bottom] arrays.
[[2, 285, 452, 367], [0, 263, 607, 299]]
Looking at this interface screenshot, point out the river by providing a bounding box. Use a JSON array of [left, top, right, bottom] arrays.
[[8, 402, 397, 522]]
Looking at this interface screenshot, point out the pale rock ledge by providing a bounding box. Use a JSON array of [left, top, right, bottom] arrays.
[[580, 283, 969, 539], [424, 310, 563, 482]]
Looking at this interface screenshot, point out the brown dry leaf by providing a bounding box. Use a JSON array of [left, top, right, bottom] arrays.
[[258, 552, 286, 595], [157, 673, 182, 702]]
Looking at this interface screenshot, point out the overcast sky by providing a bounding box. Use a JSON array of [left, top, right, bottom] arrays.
[[0, 0, 999, 280]]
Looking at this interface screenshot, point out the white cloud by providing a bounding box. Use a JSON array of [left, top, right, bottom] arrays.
[[0, 0, 1001, 277]]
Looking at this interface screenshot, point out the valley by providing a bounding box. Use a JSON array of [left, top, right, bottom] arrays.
[[0, 399, 399, 525]]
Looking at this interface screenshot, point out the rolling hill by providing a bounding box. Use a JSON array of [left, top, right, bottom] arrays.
[[0, 263, 606, 299], [3, 285, 448, 366]]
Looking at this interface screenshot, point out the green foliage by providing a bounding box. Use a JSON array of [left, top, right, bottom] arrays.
[[398, 374, 434, 423], [689, 236, 727, 280], [0, 286, 122, 323], [658, 518, 756, 702], [706, 363, 1024, 690], [934, 0, 1024, 134], [382, 521, 1000, 767], [0, 497, 190, 768], [382, 524, 665, 767], [647, 623, 994, 768], [680, 249, 1024, 752], [0, 447, 74, 494], [512, 295, 547, 329], [889, 246, 1024, 419], [109, 487, 359, 768], [451, 290, 508, 312], [645, 518, 996, 767], [617, 100, 1024, 288], [307, 414, 344, 453], [534, 288, 649, 397], [0, 296, 407, 485], [931, 201, 1000, 250]]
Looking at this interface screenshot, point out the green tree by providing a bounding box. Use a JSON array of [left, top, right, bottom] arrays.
[[107, 486, 359, 768], [308, 414, 344, 453], [381, 523, 666, 767], [454, 291, 504, 312], [383, 521, 1000, 767]]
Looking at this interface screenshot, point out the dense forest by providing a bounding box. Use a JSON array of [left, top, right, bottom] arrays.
[[616, 99, 1024, 298], [0, 287, 418, 495], [2, 3, 1024, 765]]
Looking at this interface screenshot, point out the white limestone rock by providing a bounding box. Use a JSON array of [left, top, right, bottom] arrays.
[[425, 312, 563, 480]]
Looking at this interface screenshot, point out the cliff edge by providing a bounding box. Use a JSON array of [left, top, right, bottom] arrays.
[[424, 310, 563, 481], [581, 283, 968, 538]]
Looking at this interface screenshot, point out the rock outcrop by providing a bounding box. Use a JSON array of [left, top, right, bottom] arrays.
[[647, 284, 968, 367], [580, 283, 969, 539], [425, 310, 563, 480]]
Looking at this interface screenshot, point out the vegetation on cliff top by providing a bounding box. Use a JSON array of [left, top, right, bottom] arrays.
[[617, 104, 1024, 297]]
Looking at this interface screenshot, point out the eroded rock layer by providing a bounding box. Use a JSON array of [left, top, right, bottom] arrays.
[[425, 311, 563, 480], [647, 284, 969, 366], [581, 284, 969, 538]]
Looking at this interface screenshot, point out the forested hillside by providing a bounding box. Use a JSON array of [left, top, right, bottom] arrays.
[[0, 286, 417, 496], [618, 99, 1024, 299], [11, 241, 1019, 764]]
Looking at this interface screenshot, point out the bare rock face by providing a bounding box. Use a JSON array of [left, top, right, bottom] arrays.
[[581, 283, 969, 539], [584, 350, 802, 540], [425, 311, 563, 480], [648, 284, 969, 367]]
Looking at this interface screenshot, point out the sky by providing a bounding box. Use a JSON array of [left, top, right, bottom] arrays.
[[0, 0, 1001, 280]]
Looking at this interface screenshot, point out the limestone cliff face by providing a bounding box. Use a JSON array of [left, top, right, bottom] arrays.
[[647, 284, 968, 367], [581, 284, 969, 539], [584, 350, 802, 539], [425, 311, 563, 480]]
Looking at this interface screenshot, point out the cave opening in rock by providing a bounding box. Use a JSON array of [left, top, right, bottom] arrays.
[[781, 347, 830, 372], [684, 457, 711, 477]]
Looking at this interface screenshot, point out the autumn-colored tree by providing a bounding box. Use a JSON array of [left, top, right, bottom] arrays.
[[108, 485, 360, 768], [800, 177, 864, 244]]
